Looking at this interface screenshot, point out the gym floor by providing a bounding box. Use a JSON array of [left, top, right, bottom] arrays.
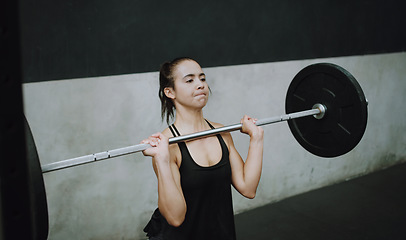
[[235, 162, 406, 240]]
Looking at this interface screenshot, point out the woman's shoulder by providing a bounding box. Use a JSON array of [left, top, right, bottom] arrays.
[[161, 127, 173, 138]]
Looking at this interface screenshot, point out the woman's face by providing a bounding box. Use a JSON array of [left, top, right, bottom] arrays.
[[167, 60, 209, 109]]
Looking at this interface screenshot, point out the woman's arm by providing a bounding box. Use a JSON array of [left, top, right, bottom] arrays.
[[142, 132, 187, 227], [223, 115, 264, 199]]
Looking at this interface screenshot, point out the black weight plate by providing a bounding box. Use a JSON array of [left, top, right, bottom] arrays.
[[285, 63, 368, 157], [24, 115, 49, 239]]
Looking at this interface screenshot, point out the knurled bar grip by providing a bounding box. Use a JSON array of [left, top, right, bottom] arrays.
[[41, 107, 322, 173]]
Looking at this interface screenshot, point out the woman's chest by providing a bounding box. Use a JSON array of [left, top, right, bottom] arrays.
[[184, 136, 224, 167]]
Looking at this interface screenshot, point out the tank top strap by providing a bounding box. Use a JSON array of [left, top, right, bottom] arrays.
[[172, 124, 181, 136], [205, 120, 229, 158], [168, 124, 179, 137], [205, 119, 215, 130], [169, 124, 188, 155]]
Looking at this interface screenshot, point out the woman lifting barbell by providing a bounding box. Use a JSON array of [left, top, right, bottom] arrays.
[[141, 57, 264, 240]]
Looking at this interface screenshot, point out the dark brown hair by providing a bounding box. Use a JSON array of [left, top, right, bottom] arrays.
[[159, 57, 196, 124]]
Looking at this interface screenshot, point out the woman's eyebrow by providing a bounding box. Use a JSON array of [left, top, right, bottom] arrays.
[[182, 73, 206, 79]]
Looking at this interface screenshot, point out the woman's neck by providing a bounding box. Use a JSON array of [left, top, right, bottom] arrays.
[[174, 107, 207, 134]]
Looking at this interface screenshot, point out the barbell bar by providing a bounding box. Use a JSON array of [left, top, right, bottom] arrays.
[[39, 62, 368, 173], [41, 105, 325, 173]]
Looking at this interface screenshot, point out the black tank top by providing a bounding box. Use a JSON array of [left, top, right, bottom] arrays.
[[162, 120, 236, 240]]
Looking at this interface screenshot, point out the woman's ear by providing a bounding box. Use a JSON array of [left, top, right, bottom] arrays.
[[164, 87, 175, 99]]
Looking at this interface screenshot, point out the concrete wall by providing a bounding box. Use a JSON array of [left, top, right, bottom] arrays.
[[23, 52, 406, 239]]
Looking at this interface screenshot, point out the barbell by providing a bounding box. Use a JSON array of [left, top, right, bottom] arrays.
[[38, 63, 368, 173], [25, 62, 368, 239]]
